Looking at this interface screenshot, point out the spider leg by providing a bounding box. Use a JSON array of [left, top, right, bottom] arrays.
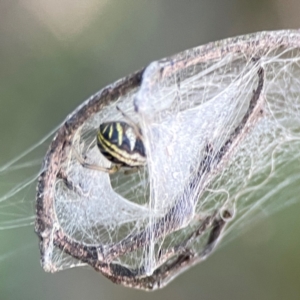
[[72, 145, 120, 174], [116, 105, 143, 140], [123, 167, 141, 175]]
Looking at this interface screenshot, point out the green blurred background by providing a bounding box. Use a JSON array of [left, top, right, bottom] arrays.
[[1, 1, 300, 299]]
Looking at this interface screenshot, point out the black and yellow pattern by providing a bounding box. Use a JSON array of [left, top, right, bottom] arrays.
[[97, 121, 146, 168]]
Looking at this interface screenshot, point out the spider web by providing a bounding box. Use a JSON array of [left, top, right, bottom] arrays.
[[1, 30, 300, 286]]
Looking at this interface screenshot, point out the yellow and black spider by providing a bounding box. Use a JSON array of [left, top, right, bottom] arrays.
[[96, 121, 146, 172], [75, 113, 146, 174]]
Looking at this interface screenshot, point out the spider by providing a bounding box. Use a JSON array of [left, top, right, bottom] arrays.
[[73, 107, 146, 174], [57, 107, 147, 197]]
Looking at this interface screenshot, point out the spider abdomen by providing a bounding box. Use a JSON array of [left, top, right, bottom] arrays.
[[97, 121, 146, 167]]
